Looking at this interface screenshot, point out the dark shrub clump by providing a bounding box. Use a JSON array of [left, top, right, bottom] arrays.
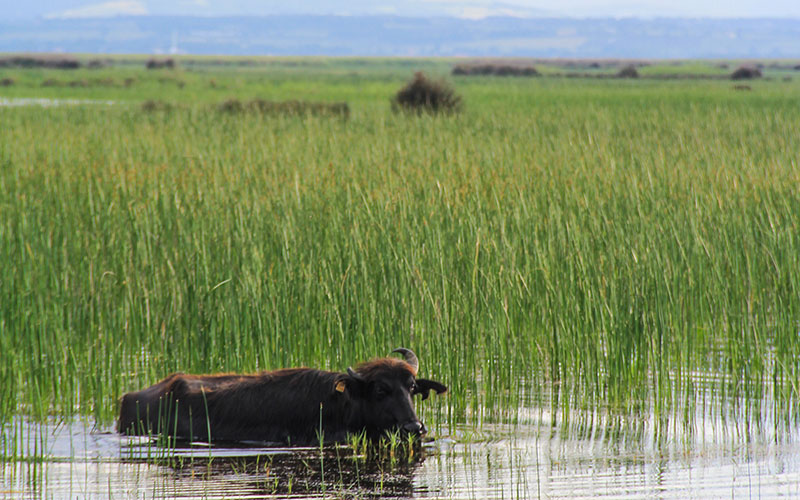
[[248, 99, 349, 118], [142, 99, 175, 113], [218, 98, 245, 113], [452, 64, 539, 77], [731, 66, 762, 80], [392, 72, 462, 115], [217, 98, 349, 118], [0, 77, 14, 86], [141, 100, 173, 112], [146, 58, 176, 70], [617, 65, 639, 78], [0, 56, 80, 69]]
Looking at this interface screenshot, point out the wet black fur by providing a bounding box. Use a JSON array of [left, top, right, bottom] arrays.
[[118, 358, 447, 445]]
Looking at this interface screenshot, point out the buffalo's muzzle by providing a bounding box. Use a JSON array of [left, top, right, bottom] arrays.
[[402, 420, 426, 435]]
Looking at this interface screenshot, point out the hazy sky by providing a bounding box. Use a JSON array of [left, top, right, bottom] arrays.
[[9, 0, 800, 20]]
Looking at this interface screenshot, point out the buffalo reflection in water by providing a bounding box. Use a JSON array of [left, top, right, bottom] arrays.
[[121, 440, 429, 499]]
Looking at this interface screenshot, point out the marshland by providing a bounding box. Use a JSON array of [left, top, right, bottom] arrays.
[[1, 56, 800, 498]]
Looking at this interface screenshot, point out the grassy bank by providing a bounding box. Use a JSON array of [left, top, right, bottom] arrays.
[[1, 61, 799, 432]]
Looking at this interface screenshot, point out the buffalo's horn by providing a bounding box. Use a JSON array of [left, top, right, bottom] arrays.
[[392, 348, 419, 375], [347, 367, 366, 382]]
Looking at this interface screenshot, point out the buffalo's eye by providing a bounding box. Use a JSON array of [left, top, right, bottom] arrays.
[[375, 385, 390, 398], [410, 382, 418, 393]]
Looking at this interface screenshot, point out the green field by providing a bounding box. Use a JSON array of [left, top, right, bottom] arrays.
[[1, 58, 799, 437]]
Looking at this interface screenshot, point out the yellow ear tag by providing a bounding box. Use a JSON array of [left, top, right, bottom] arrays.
[[335, 381, 346, 393]]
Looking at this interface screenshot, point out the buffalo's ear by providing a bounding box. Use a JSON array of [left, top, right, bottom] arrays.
[[335, 368, 368, 397], [333, 377, 363, 397], [414, 378, 448, 400]]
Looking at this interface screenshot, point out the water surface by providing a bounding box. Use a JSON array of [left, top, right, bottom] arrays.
[[0, 97, 115, 107], [3, 394, 800, 499]]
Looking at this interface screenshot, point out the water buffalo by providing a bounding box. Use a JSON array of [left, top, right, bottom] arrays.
[[117, 348, 447, 445]]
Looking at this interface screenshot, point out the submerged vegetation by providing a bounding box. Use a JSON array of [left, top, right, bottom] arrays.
[[140, 98, 350, 118], [217, 98, 350, 117], [452, 63, 540, 76], [0, 60, 799, 444]]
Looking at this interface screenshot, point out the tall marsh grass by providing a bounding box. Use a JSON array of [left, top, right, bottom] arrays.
[[1, 79, 799, 433]]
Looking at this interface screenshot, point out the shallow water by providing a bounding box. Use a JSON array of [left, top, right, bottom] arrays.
[[0, 97, 115, 107], [3, 396, 800, 500]]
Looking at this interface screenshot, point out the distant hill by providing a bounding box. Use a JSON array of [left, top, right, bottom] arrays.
[[1, 16, 799, 58]]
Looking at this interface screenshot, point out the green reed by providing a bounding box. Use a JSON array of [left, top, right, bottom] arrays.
[[1, 67, 799, 434]]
